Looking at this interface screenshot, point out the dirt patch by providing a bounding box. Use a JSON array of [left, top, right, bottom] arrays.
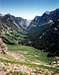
[[7, 51, 25, 61]]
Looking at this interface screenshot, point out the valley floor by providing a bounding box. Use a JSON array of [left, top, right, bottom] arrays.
[[0, 45, 59, 75]]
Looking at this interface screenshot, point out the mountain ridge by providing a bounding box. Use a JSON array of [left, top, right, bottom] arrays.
[[28, 8, 59, 31], [0, 8, 59, 47]]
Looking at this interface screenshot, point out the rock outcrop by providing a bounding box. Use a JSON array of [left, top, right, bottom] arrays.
[[0, 38, 7, 54]]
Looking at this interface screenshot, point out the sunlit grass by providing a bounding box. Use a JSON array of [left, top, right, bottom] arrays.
[[0, 44, 59, 74], [7, 44, 49, 64]]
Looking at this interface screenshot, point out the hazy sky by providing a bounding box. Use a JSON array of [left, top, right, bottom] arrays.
[[0, 0, 59, 20]]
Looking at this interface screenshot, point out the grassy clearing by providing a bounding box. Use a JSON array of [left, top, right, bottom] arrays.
[[7, 45, 59, 73], [0, 44, 59, 74], [7, 45, 49, 64]]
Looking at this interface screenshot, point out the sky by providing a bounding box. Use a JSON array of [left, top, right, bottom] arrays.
[[0, 0, 59, 20]]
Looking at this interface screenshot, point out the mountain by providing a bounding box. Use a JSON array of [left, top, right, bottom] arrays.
[[0, 9, 59, 55], [27, 9, 59, 56], [16, 17, 30, 30], [28, 9, 59, 31], [0, 14, 30, 44], [0, 9, 59, 74], [0, 14, 30, 30], [27, 9, 59, 36], [27, 9, 59, 40]]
